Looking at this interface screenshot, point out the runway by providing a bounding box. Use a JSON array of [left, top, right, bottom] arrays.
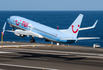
[[0, 42, 103, 70]]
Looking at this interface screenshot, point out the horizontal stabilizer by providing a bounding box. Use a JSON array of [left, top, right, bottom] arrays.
[[78, 37, 100, 40], [60, 38, 75, 40]]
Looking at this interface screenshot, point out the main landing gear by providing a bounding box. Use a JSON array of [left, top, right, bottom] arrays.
[[30, 37, 35, 43], [12, 27, 14, 31], [45, 39, 50, 42]]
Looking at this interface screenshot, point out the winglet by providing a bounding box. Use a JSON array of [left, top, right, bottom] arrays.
[[1, 22, 6, 35], [92, 20, 98, 28]]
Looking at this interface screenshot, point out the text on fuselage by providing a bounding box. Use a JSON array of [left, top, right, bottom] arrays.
[[15, 20, 29, 28]]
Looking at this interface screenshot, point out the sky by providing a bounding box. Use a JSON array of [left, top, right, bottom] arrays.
[[0, 0, 103, 11]]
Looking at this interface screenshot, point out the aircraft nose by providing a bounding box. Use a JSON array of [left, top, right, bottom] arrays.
[[7, 17, 12, 24], [7, 18, 9, 21]]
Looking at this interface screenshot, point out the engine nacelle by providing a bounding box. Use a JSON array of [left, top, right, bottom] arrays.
[[45, 39, 50, 42], [14, 29, 25, 38]]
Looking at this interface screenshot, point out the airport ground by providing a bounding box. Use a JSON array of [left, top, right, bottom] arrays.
[[0, 42, 103, 70]]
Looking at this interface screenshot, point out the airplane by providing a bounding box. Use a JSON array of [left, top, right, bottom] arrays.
[[1, 14, 99, 44]]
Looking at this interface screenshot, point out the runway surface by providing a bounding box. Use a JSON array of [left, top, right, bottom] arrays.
[[0, 42, 103, 70]]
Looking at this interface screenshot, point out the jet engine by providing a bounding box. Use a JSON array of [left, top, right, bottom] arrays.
[[14, 29, 25, 38], [45, 39, 50, 42]]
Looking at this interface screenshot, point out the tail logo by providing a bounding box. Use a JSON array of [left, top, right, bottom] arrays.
[[72, 25, 80, 33]]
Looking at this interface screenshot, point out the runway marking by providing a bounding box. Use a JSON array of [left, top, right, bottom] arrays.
[[0, 63, 58, 70], [0, 45, 46, 47], [0, 51, 13, 54], [0, 69, 6, 70], [77, 55, 103, 59]]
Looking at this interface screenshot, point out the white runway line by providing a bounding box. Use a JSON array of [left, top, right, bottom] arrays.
[[0, 45, 46, 47], [0, 51, 13, 53], [77, 55, 103, 59], [0, 63, 58, 70]]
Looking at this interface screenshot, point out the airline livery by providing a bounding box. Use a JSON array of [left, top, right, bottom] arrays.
[[2, 14, 99, 44]]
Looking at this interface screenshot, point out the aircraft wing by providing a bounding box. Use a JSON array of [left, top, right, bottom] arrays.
[[79, 20, 98, 30], [59, 20, 98, 33], [6, 30, 44, 38]]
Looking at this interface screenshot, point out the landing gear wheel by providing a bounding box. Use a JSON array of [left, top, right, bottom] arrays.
[[30, 39, 35, 43], [12, 27, 14, 31], [45, 39, 50, 42], [30, 39, 33, 43], [33, 39, 35, 43]]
